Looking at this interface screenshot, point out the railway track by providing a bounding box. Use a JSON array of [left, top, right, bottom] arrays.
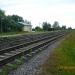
[[0, 31, 62, 50], [0, 32, 62, 54], [0, 32, 66, 67]]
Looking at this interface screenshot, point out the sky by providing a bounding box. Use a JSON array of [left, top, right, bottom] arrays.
[[0, 0, 75, 28]]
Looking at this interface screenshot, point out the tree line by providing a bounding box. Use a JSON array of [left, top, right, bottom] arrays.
[[0, 9, 26, 32], [0, 9, 72, 33], [33, 21, 72, 31]]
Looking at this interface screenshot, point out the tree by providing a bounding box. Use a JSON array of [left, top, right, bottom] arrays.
[[42, 22, 51, 31], [0, 9, 5, 32], [61, 25, 66, 30], [2, 16, 18, 32], [0, 9, 27, 32], [8, 15, 24, 22], [0, 9, 5, 17], [68, 27, 72, 30], [52, 21, 60, 30], [35, 26, 42, 31]]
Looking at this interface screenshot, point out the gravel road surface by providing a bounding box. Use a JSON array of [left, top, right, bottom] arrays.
[[8, 39, 62, 75]]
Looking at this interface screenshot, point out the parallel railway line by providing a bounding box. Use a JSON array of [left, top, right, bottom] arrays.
[[0, 31, 66, 67], [0, 31, 61, 50], [0, 32, 54, 50], [0, 32, 61, 54]]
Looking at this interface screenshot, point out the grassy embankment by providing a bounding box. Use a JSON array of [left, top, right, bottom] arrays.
[[39, 31, 75, 75], [0, 31, 50, 37], [0, 31, 26, 35]]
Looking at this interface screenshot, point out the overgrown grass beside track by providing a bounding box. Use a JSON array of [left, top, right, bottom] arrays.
[[39, 31, 75, 75], [0, 31, 50, 37]]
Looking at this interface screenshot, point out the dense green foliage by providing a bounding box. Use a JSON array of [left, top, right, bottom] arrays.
[[42, 22, 51, 31], [34, 21, 70, 31], [0, 9, 24, 32], [35, 26, 43, 31]]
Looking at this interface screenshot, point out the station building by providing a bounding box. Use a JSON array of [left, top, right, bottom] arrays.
[[18, 22, 32, 32]]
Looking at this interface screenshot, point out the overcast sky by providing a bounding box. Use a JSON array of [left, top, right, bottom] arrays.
[[0, 0, 75, 28]]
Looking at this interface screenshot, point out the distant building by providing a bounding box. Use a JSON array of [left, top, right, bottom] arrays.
[[18, 22, 32, 32]]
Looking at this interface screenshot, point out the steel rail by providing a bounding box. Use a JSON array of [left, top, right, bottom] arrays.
[[0, 33, 65, 66], [0, 32, 62, 54]]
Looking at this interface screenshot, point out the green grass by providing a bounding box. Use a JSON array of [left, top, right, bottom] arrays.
[[0, 31, 51, 37], [0, 31, 28, 36], [39, 31, 75, 75]]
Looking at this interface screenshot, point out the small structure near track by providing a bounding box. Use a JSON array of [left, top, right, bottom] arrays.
[[18, 21, 32, 32]]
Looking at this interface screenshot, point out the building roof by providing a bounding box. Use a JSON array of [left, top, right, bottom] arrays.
[[18, 22, 32, 26]]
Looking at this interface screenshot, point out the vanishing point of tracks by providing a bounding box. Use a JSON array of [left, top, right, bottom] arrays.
[[0, 31, 66, 67]]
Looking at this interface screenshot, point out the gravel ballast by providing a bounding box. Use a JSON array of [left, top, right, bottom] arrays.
[[8, 39, 62, 75]]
